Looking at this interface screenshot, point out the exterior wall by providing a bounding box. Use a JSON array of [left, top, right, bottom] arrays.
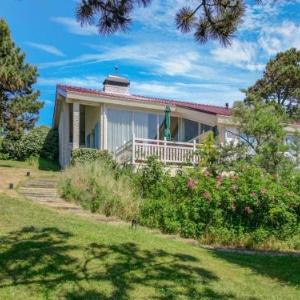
[[103, 84, 129, 94], [73, 102, 80, 149], [58, 101, 72, 168]]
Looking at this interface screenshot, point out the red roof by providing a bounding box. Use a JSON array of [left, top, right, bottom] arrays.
[[57, 84, 231, 116]]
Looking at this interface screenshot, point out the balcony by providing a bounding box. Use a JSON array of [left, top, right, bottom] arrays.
[[115, 137, 200, 166]]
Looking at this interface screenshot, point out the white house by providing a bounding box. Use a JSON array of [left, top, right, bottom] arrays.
[[52, 74, 300, 167]]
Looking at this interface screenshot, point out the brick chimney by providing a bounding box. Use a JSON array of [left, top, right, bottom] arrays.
[[103, 75, 130, 94]]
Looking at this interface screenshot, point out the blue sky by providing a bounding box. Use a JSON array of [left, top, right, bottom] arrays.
[[1, 0, 300, 126]]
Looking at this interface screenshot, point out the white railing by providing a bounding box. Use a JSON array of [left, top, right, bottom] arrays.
[[115, 137, 199, 165]]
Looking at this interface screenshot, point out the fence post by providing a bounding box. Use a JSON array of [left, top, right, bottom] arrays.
[[193, 139, 196, 166], [164, 137, 167, 163], [132, 133, 135, 165]]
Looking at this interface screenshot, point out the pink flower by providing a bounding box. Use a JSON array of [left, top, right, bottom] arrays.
[[187, 178, 197, 190], [244, 206, 253, 214], [203, 191, 212, 202], [250, 192, 257, 198]]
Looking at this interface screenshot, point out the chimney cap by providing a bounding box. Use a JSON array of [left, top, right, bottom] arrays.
[[103, 75, 130, 87]]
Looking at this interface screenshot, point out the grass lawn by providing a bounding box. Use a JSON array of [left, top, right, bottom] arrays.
[[0, 194, 299, 299]]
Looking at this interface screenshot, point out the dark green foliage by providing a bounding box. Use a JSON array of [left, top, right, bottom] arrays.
[[0, 19, 43, 139], [77, 0, 151, 35], [176, 0, 245, 46], [71, 148, 116, 168], [40, 127, 59, 161], [0, 135, 9, 160], [1, 126, 58, 161], [136, 156, 172, 199]]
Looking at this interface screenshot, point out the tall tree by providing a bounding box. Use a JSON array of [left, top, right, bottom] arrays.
[[76, 1, 280, 46], [0, 19, 43, 139], [244, 48, 300, 118]]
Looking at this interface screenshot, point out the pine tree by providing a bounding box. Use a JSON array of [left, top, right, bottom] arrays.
[[76, 1, 281, 46], [0, 19, 43, 139]]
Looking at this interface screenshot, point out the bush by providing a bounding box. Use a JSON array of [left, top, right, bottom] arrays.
[[0, 136, 9, 160], [139, 162, 300, 249], [59, 161, 139, 221], [1, 126, 58, 161], [135, 156, 173, 199], [71, 148, 116, 168]]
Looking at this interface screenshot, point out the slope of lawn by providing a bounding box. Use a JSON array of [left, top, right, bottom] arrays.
[[0, 194, 300, 300]]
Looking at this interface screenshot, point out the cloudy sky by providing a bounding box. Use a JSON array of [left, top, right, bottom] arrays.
[[1, 0, 300, 125]]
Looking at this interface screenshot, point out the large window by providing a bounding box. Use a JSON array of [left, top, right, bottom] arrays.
[[134, 112, 157, 139], [107, 108, 132, 151], [106, 107, 206, 151]]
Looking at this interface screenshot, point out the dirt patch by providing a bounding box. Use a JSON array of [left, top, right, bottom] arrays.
[[0, 167, 31, 197]]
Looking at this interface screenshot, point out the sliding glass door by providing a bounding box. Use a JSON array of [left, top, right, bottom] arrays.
[[107, 108, 132, 152]]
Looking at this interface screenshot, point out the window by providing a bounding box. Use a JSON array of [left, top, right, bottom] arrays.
[[183, 119, 199, 141], [69, 103, 73, 143], [80, 105, 85, 146], [170, 117, 179, 141], [158, 115, 165, 140], [200, 123, 213, 134]]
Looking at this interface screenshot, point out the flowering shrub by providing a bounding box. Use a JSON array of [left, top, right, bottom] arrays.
[[139, 163, 300, 248]]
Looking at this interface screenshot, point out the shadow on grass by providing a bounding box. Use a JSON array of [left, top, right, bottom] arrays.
[[0, 226, 237, 299], [211, 251, 300, 287], [0, 163, 13, 168], [37, 157, 60, 171]]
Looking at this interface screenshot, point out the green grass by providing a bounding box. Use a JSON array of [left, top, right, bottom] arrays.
[[0, 158, 60, 171], [0, 194, 300, 300]]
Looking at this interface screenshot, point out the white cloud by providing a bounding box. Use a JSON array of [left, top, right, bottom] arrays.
[[38, 76, 102, 88], [131, 80, 243, 105], [258, 21, 300, 55], [51, 17, 98, 36], [38, 75, 244, 106], [26, 42, 65, 57], [211, 40, 264, 71], [39, 41, 217, 80]]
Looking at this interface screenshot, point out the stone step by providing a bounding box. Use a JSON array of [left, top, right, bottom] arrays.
[[26, 196, 62, 203], [22, 180, 58, 188], [19, 188, 59, 198], [18, 177, 69, 206]]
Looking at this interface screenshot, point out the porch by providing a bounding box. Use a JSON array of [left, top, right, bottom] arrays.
[[65, 101, 218, 167]]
